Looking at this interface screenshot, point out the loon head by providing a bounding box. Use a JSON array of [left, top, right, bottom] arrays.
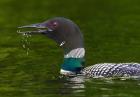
[[18, 17, 85, 76]]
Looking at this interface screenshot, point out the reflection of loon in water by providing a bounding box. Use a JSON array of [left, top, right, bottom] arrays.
[[18, 17, 140, 78], [60, 75, 85, 96]]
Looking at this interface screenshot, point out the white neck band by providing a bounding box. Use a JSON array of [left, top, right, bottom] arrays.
[[64, 48, 85, 58]]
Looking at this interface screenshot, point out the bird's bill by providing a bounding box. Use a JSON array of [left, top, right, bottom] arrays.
[[17, 23, 53, 34]]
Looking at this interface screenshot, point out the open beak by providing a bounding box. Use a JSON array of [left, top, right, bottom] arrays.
[[17, 23, 53, 34]]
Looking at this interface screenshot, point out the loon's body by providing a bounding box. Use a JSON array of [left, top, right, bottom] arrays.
[[18, 17, 140, 78], [60, 47, 140, 77], [82, 63, 140, 77]]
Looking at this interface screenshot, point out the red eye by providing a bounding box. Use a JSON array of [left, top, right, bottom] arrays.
[[53, 22, 58, 27]]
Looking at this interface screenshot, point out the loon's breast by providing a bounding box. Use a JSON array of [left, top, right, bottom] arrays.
[[81, 63, 140, 77]]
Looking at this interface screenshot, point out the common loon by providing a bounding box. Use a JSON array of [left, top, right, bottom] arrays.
[[18, 17, 140, 78]]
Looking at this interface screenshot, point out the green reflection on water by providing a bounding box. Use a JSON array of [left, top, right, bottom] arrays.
[[0, 0, 140, 97]]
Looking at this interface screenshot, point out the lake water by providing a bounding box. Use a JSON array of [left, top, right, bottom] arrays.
[[0, 0, 140, 97]]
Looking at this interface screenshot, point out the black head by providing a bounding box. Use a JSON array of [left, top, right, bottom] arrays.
[[18, 17, 84, 52]]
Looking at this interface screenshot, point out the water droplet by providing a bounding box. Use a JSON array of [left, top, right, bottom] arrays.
[[21, 32, 31, 56], [22, 44, 25, 48]]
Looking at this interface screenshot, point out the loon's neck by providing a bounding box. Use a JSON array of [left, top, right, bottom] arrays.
[[60, 48, 85, 75]]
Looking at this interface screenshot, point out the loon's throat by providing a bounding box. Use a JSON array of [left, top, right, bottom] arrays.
[[61, 48, 85, 74]]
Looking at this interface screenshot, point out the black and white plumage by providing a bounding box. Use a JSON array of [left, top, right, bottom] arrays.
[[61, 47, 140, 77], [18, 17, 140, 78], [82, 63, 140, 77]]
